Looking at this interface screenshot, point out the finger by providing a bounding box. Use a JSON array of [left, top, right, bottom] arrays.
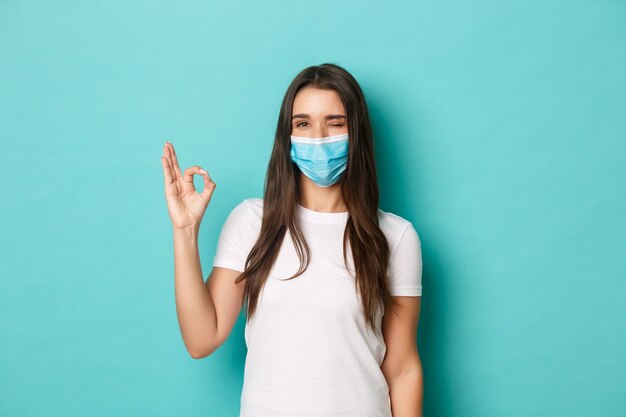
[[165, 141, 183, 181], [163, 143, 176, 181], [182, 166, 204, 184], [161, 155, 174, 187], [199, 169, 216, 202]]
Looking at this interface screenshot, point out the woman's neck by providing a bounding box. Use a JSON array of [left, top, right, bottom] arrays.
[[297, 174, 348, 213]]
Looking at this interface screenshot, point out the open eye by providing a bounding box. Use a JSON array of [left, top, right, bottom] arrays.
[[296, 121, 309, 127]]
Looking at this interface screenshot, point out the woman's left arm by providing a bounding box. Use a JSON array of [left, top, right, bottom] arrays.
[[381, 296, 423, 417]]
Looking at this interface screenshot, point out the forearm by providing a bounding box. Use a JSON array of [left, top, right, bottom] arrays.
[[173, 225, 217, 358], [387, 361, 424, 417]]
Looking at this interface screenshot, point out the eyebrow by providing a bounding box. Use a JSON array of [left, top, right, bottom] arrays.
[[291, 114, 346, 120]]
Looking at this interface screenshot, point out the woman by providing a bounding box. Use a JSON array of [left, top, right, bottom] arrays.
[[161, 63, 423, 417]]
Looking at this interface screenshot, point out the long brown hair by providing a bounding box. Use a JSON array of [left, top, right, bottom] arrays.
[[234, 63, 399, 335]]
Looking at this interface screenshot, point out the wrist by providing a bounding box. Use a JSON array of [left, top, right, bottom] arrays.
[[173, 224, 200, 240]]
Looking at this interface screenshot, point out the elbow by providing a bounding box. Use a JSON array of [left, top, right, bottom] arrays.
[[188, 348, 207, 359], [382, 352, 422, 382], [186, 340, 221, 359]]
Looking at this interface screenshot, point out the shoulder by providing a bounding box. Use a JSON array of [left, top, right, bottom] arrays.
[[242, 197, 263, 210], [228, 197, 263, 224], [241, 197, 263, 215], [377, 208, 421, 252], [217, 197, 263, 243]]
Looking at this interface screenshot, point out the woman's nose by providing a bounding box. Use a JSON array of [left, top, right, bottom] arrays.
[[312, 125, 328, 138]]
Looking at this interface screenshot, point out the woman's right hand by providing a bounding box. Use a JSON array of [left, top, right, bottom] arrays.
[[161, 141, 217, 230]]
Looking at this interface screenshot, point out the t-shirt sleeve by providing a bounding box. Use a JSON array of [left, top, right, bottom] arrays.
[[388, 223, 423, 296], [212, 200, 256, 272]]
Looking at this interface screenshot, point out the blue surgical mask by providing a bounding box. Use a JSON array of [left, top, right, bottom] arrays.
[[290, 132, 349, 187]]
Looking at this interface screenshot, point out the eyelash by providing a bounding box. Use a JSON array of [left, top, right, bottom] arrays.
[[295, 122, 344, 127]]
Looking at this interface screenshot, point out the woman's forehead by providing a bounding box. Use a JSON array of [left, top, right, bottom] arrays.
[[293, 87, 345, 116]]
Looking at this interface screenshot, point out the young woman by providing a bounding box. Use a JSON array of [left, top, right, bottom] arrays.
[[161, 63, 423, 417]]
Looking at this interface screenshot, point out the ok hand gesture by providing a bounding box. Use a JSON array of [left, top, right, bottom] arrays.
[[161, 141, 216, 230]]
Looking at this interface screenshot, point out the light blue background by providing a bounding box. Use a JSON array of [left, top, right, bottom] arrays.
[[1, 1, 624, 416]]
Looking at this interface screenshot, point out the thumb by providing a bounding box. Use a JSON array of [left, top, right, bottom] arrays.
[[198, 168, 217, 202]]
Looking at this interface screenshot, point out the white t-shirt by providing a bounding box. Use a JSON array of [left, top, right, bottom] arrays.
[[212, 198, 422, 417]]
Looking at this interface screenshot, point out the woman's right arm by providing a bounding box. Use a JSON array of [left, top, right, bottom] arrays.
[[162, 141, 245, 359], [173, 226, 245, 359]]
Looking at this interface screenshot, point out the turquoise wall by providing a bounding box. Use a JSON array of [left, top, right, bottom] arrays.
[[1, 1, 624, 416]]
